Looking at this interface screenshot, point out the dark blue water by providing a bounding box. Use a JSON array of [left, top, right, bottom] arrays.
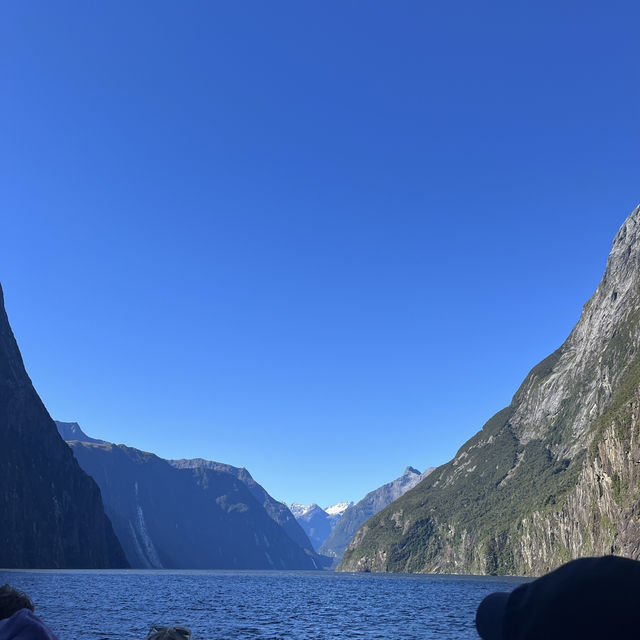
[[0, 570, 526, 639]]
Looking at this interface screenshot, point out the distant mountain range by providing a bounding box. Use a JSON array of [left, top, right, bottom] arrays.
[[57, 422, 326, 569], [289, 501, 353, 550], [319, 466, 434, 565], [0, 284, 127, 569]]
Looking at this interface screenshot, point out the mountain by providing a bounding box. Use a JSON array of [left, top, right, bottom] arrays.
[[290, 503, 314, 519], [290, 501, 353, 550], [168, 457, 324, 563], [68, 440, 320, 569], [325, 502, 353, 518], [320, 466, 435, 565], [0, 283, 127, 569], [290, 504, 333, 550], [340, 204, 640, 577], [55, 420, 106, 444], [57, 424, 326, 567]]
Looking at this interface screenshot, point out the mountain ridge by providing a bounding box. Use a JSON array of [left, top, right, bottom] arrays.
[[55, 421, 106, 444]]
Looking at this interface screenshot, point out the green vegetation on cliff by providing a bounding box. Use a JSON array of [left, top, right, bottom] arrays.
[[340, 390, 584, 574]]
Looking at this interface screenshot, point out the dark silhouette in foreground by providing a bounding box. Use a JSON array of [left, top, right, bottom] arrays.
[[0, 585, 58, 640], [476, 555, 640, 639]]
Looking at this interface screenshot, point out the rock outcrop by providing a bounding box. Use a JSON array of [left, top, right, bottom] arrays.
[[0, 284, 127, 568], [339, 204, 640, 576]]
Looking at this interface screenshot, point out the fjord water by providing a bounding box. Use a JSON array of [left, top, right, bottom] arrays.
[[0, 570, 525, 639]]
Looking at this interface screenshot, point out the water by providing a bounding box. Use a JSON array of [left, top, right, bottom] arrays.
[[0, 570, 526, 639]]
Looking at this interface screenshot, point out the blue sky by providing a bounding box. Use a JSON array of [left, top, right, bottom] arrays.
[[1, 2, 639, 507]]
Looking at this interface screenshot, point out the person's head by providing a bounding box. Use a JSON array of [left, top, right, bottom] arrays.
[[0, 584, 34, 621], [476, 555, 640, 640]]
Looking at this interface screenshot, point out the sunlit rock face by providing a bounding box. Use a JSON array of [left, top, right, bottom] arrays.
[[0, 284, 127, 569], [340, 204, 640, 577]]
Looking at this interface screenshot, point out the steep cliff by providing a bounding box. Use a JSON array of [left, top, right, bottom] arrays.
[[320, 466, 434, 565], [339, 204, 640, 576], [70, 441, 320, 569], [0, 284, 127, 568]]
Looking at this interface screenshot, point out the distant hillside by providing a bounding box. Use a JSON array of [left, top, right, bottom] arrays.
[[0, 284, 127, 569], [320, 466, 434, 565], [70, 441, 320, 569]]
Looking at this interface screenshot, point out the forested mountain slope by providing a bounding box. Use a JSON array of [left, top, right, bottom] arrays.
[[340, 204, 640, 576]]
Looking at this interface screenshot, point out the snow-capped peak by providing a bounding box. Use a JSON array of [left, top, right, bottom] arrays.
[[289, 502, 314, 518], [325, 501, 353, 516]]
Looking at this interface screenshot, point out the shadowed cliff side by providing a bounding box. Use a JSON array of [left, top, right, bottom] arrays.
[[340, 204, 640, 576], [70, 441, 320, 569], [169, 457, 328, 566], [0, 283, 127, 568]]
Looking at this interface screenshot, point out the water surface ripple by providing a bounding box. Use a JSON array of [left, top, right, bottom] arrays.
[[0, 570, 525, 640]]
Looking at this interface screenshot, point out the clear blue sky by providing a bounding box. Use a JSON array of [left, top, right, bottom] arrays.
[[1, 2, 638, 507]]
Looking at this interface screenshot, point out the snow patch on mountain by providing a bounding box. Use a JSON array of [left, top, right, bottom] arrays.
[[289, 500, 353, 550], [289, 502, 314, 518], [325, 501, 353, 516]]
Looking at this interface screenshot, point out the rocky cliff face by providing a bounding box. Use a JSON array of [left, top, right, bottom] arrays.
[[339, 204, 640, 576], [70, 441, 320, 569], [320, 466, 434, 565], [0, 284, 128, 568]]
